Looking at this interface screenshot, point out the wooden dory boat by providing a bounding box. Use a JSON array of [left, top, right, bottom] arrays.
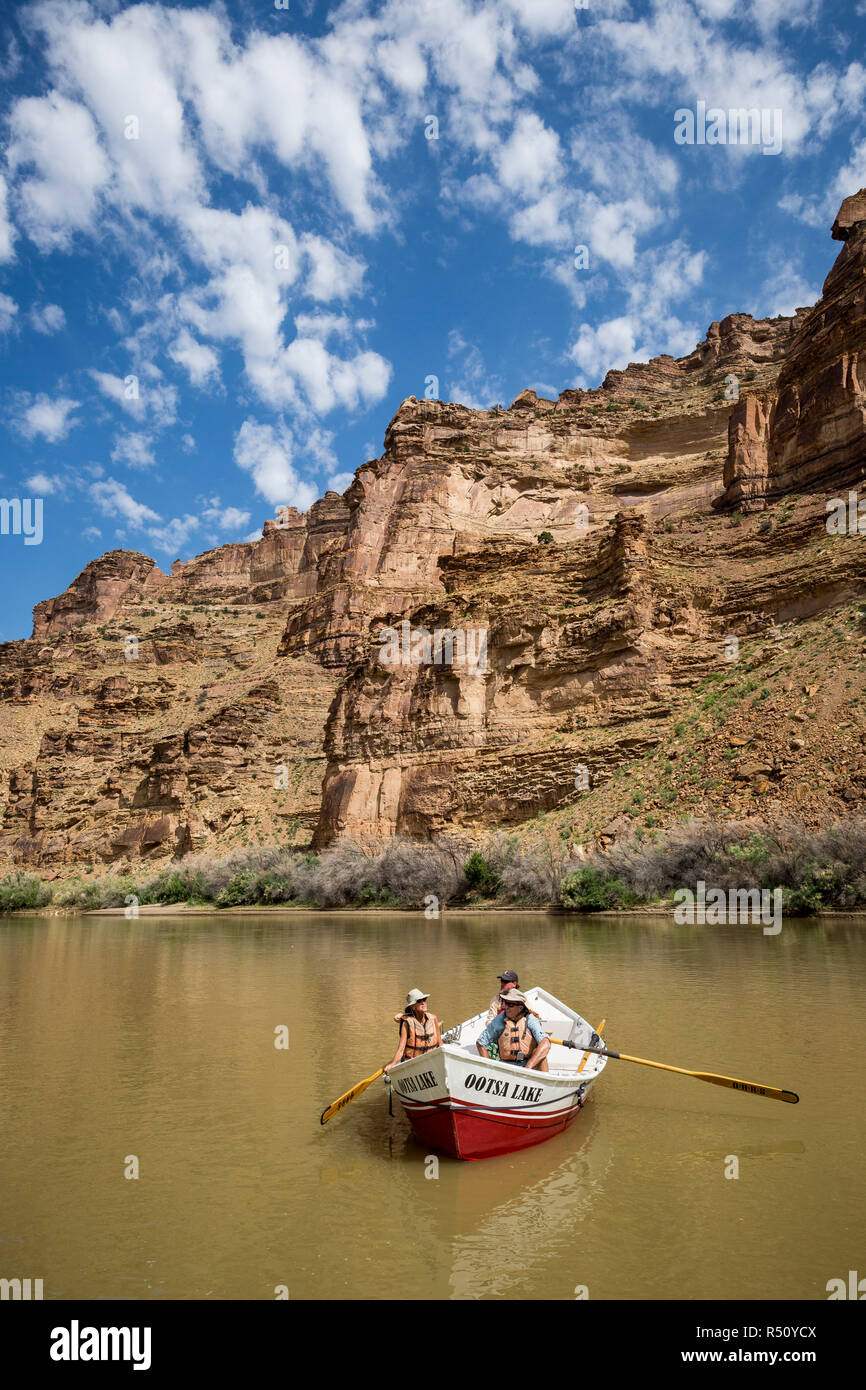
[[387, 987, 607, 1161]]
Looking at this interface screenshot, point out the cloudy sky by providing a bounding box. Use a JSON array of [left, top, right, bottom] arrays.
[[1, 0, 864, 638]]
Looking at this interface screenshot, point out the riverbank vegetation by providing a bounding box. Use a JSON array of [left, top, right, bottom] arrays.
[[3, 817, 866, 916]]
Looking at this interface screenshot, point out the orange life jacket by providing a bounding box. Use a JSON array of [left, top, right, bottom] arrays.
[[499, 1014, 536, 1064], [401, 1012, 438, 1058]]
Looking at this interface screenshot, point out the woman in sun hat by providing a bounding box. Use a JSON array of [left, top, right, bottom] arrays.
[[384, 988, 441, 1073]]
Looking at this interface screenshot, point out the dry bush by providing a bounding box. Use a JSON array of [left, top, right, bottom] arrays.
[[580, 816, 866, 909], [484, 833, 568, 904], [375, 837, 467, 907]]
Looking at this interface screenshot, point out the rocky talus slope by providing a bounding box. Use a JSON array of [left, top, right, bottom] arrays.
[[2, 193, 866, 875]]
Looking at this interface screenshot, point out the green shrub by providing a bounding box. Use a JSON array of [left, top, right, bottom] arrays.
[[781, 883, 823, 916], [0, 872, 53, 910], [537, 531, 554, 545], [216, 871, 258, 907], [463, 852, 502, 896], [358, 883, 393, 905], [560, 868, 636, 911], [140, 869, 208, 904]]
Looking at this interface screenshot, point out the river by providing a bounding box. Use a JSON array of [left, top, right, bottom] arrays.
[[0, 911, 862, 1300]]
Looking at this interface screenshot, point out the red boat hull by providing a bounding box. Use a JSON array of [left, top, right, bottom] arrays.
[[403, 1094, 585, 1160]]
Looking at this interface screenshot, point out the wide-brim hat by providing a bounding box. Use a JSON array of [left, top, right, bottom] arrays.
[[500, 989, 528, 1006], [406, 988, 430, 1007]]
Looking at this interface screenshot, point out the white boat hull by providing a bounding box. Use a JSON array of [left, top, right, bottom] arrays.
[[388, 987, 606, 1160]]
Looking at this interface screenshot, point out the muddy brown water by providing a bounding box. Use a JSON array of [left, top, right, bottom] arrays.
[[0, 912, 863, 1300]]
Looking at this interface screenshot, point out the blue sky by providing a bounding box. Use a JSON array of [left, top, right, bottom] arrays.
[[1, 0, 865, 639]]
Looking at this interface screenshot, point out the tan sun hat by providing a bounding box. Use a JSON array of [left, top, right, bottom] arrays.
[[405, 988, 430, 1008], [500, 989, 528, 1006]]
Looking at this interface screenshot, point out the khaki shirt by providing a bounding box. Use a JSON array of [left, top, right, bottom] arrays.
[[484, 994, 505, 1026]]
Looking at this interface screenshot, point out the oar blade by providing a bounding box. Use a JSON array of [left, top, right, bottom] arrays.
[[320, 1068, 384, 1125], [694, 1071, 799, 1104]]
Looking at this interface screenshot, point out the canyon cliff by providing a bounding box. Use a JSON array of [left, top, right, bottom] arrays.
[[2, 192, 866, 874]]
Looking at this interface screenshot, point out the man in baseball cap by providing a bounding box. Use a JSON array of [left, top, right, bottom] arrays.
[[483, 970, 519, 1025]]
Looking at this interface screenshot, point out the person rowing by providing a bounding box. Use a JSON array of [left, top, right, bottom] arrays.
[[476, 990, 550, 1072], [384, 988, 442, 1074]]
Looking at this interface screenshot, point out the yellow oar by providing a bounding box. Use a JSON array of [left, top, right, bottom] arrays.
[[321, 1020, 452, 1125], [577, 1019, 605, 1074], [320, 1067, 385, 1125], [554, 1038, 799, 1104]]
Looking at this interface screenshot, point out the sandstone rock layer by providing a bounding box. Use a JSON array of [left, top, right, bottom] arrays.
[[3, 192, 866, 872]]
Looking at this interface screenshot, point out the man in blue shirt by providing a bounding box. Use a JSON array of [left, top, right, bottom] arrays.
[[476, 991, 550, 1071]]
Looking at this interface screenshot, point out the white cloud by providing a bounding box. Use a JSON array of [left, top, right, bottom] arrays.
[[87, 479, 252, 555], [755, 265, 820, 317], [569, 316, 643, 382], [293, 312, 354, 341], [446, 330, 503, 411], [778, 191, 828, 228], [598, 0, 854, 157], [29, 302, 66, 334], [0, 292, 17, 334], [0, 173, 16, 262], [33, 2, 205, 217], [584, 196, 663, 272], [89, 478, 161, 527], [173, 204, 381, 413], [7, 92, 109, 249], [327, 471, 355, 493], [495, 112, 563, 200], [168, 328, 221, 388], [201, 501, 251, 531], [545, 258, 589, 310], [173, 9, 382, 230], [13, 391, 80, 443], [25, 471, 62, 494], [233, 418, 319, 509], [568, 239, 705, 385], [829, 136, 866, 208], [82, 524, 102, 543], [146, 515, 200, 553], [90, 369, 178, 427], [500, 0, 578, 37], [111, 432, 156, 470], [301, 234, 367, 302], [88, 476, 202, 555], [253, 338, 392, 416]]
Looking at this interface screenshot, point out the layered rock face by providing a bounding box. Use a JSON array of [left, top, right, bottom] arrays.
[[718, 195, 866, 509], [32, 551, 170, 639], [2, 192, 866, 872]]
